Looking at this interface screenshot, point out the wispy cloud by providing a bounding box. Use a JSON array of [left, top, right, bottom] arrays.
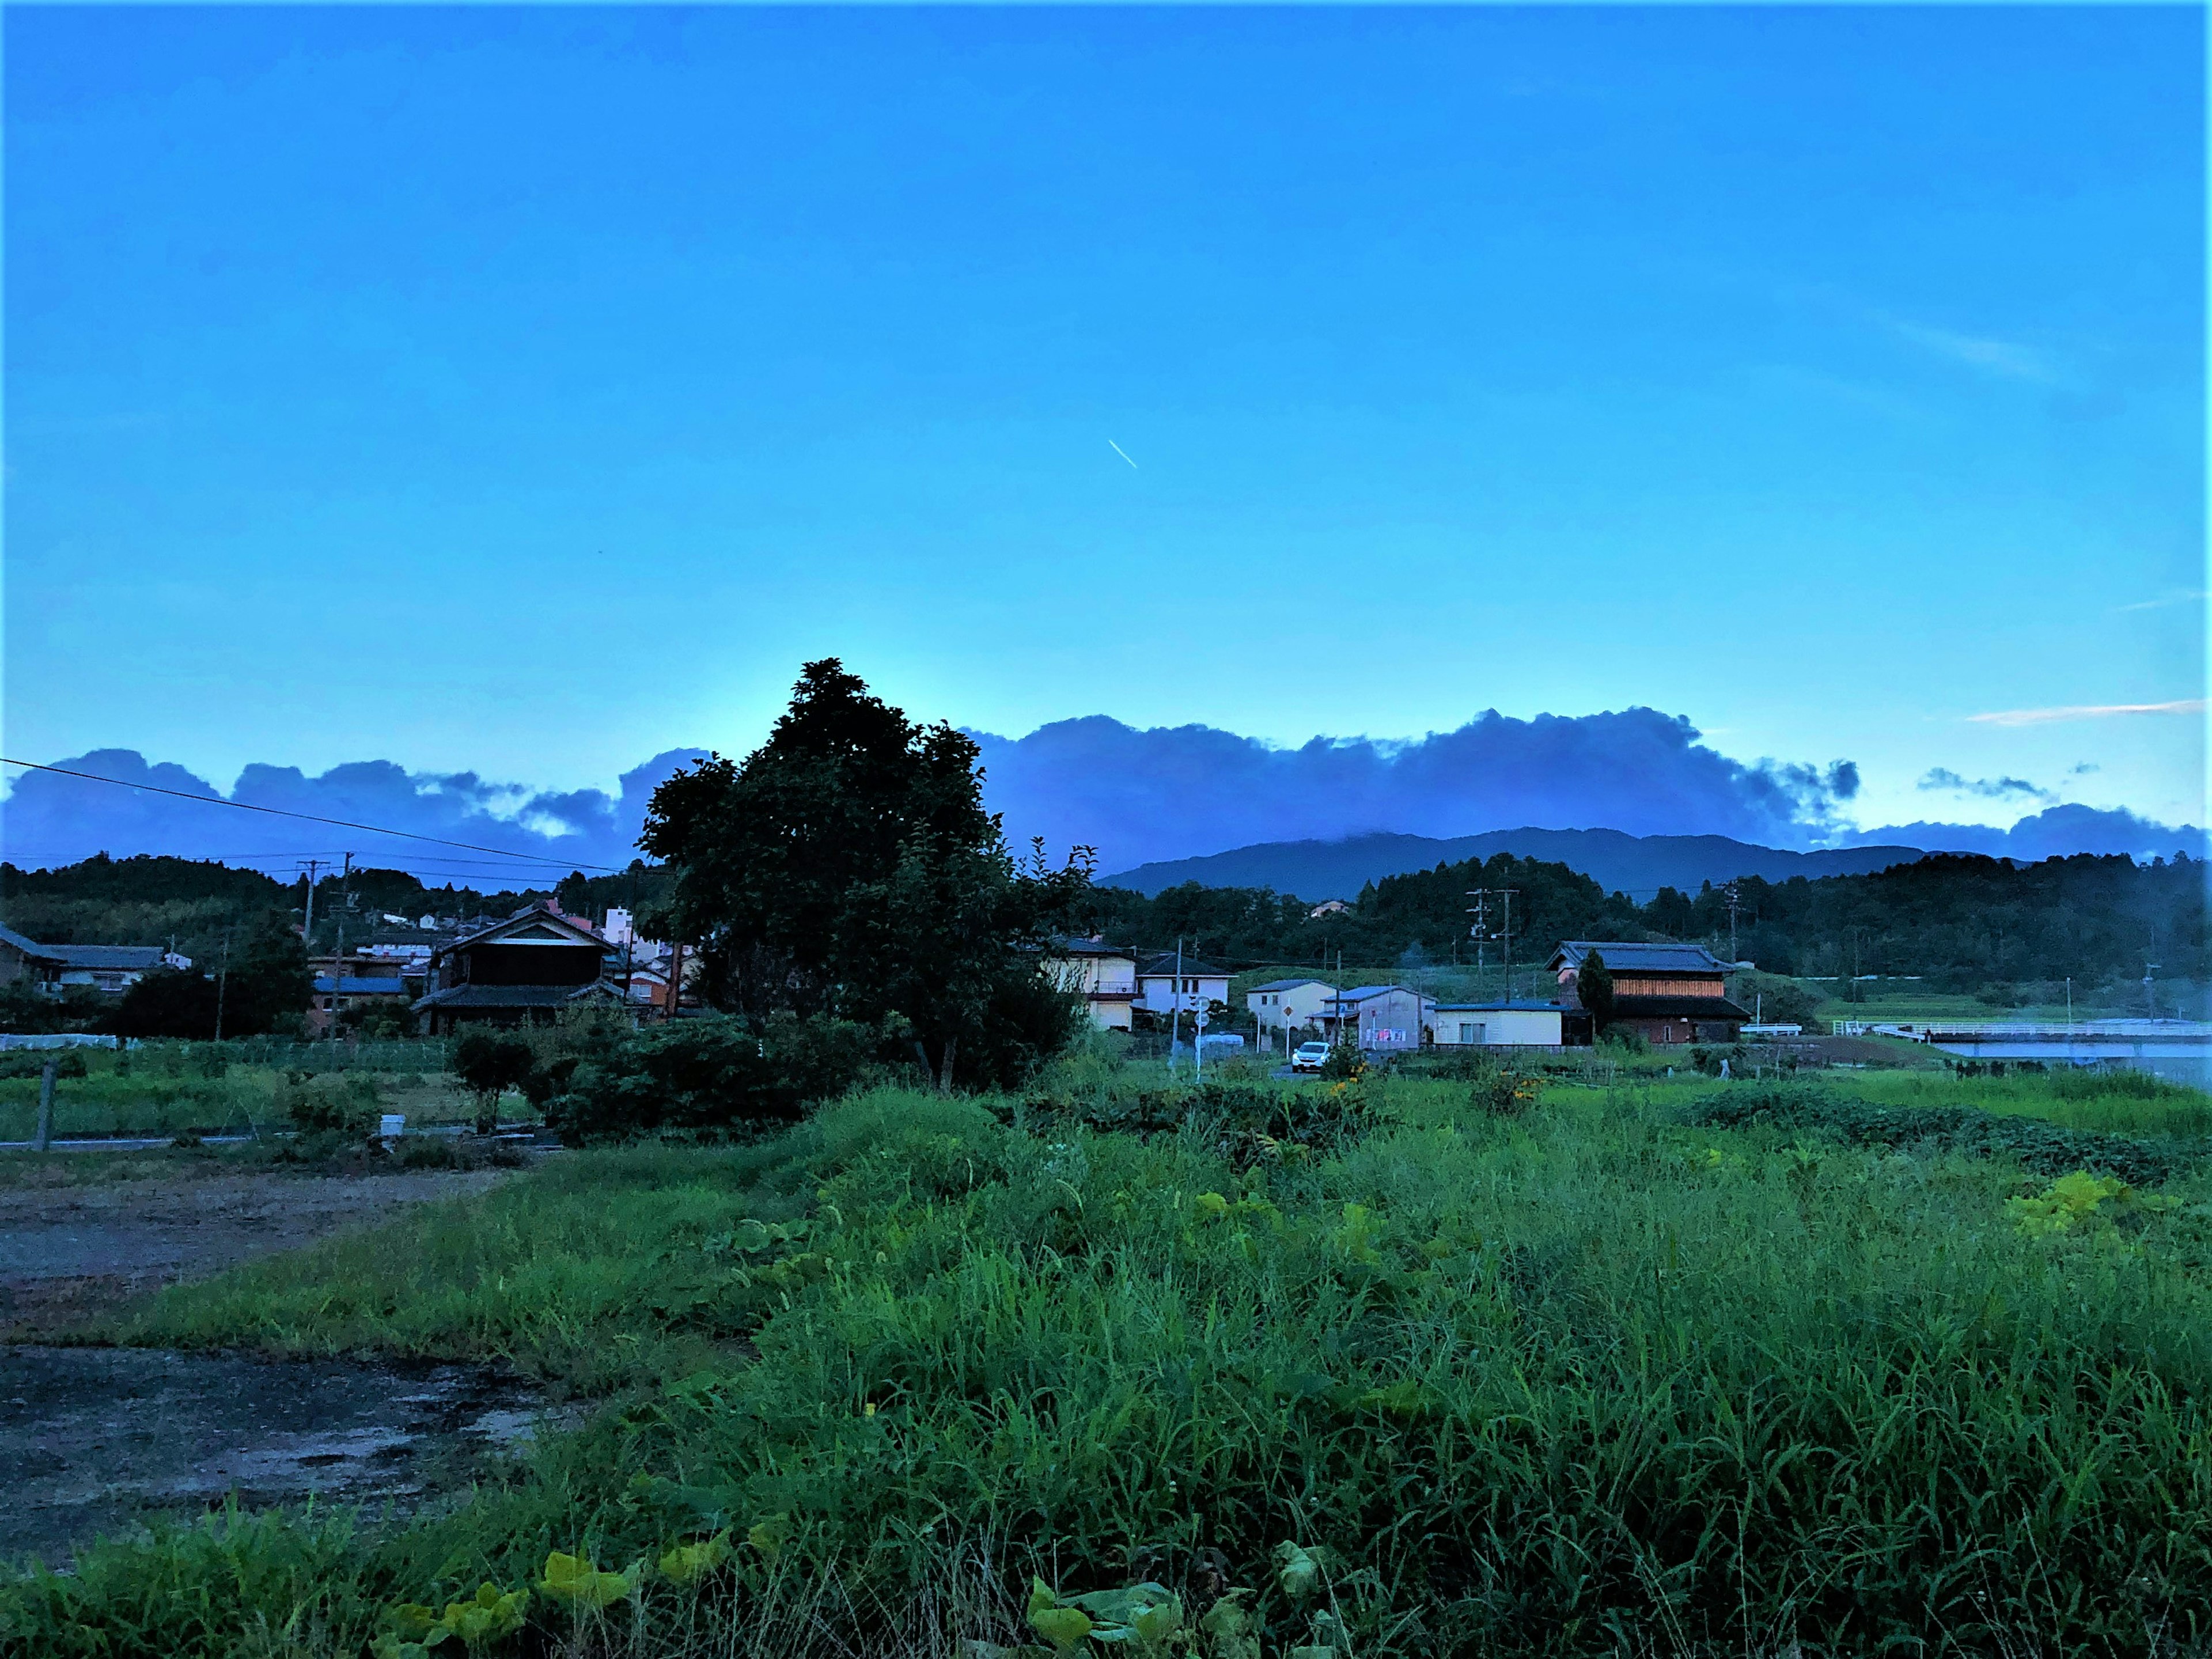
[[1918, 767, 2054, 802], [1968, 699, 2206, 728], [2113, 589, 2210, 614], [1891, 320, 2057, 384]]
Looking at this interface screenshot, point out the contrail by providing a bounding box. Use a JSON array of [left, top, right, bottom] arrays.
[[1108, 440, 1138, 470]]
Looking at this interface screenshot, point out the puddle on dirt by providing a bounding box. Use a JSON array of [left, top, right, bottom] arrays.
[[0, 1346, 568, 1569]]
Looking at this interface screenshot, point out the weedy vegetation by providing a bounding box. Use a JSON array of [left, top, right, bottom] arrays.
[[10, 1054, 2212, 1658]]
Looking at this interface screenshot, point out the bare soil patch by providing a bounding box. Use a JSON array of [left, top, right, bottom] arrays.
[[0, 1166, 502, 1338], [0, 1346, 553, 1569]]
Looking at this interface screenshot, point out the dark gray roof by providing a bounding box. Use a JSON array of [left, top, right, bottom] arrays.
[[438, 908, 609, 958], [1609, 994, 1751, 1021], [1051, 937, 1138, 960], [43, 944, 165, 971], [1138, 953, 1229, 978], [1550, 941, 1730, 975], [413, 982, 623, 1012], [1434, 1001, 1564, 1013], [1330, 984, 1431, 1003], [0, 925, 162, 970], [1247, 978, 1335, 994]]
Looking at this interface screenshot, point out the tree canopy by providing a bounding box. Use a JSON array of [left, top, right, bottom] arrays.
[[641, 659, 1089, 1089]]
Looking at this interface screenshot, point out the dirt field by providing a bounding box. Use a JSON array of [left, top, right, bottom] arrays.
[[0, 1162, 547, 1568], [0, 1164, 503, 1338]]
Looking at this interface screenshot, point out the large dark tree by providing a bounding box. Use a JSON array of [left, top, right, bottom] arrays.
[[642, 660, 1088, 1090]]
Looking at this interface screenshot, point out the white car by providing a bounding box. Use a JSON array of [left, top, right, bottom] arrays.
[[1291, 1041, 1331, 1073]]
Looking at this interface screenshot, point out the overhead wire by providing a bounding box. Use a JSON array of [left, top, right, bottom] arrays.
[[0, 757, 632, 873]]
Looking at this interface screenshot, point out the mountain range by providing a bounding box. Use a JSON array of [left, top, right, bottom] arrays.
[[1105, 828, 1945, 901]]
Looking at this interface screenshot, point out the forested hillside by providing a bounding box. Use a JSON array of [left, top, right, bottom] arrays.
[[1082, 850, 2206, 1002]]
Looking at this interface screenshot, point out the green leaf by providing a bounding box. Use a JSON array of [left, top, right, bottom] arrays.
[[1028, 1606, 1095, 1653], [1275, 1541, 1324, 1599], [539, 1551, 635, 1608], [659, 1530, 733, 1586]]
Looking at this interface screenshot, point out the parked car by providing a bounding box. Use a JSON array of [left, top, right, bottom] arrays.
[[1291, 1041, 1331, 1073]]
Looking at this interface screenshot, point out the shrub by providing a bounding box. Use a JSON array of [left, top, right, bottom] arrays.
[[450, 1029, 535, 1134], [0, 1050, 88, 1081], [545, 1015, 877, 1143], [281, 1071, 380, 1138], [1319, 1043, 1366, 1083], [1682, 1083, 2188, 1186]]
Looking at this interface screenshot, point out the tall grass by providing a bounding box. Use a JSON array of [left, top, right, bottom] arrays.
[[14, 1075, 2212, 1654]]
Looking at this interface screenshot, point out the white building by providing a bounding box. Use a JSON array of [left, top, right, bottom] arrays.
[[1430, 1001, 1565, 1048], [1043, 937, 1139, 1031], [1246, 979, 1339, 1036], [1321, 986, 1437, 1052], [1136, 953, 1232, 1016]]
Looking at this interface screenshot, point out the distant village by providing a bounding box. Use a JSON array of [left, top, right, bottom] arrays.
[[1043, 934, 1758, 1054], [1, 896, 1763, 1054]]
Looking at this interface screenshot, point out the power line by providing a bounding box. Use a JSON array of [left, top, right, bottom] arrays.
[[0, 757, 627, 872]]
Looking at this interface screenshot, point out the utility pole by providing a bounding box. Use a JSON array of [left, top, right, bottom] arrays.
[[2145, 961, 2161, 1021], [213, 927, 232, 1042], [1723, 881, 1742, 965], [298, 859, 326, 950], [1169, 938, 1184, 1073], [330, 852, 354, 1040], [1466, 888, 1518, 1001]]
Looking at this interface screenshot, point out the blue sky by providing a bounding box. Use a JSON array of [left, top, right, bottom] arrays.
[[6, 5, 2204, 850]]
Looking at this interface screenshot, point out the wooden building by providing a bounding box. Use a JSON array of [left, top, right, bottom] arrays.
[[1548, 940, 1748, 1046], [412, 907, 627, 1035]]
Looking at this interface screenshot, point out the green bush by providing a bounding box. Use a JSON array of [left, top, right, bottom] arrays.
[[279, 1071, 379, 1137], [1681, 1082, 2191, 1185], [546, 1015, 877, 1143]]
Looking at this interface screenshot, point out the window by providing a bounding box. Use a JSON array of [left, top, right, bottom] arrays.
[[1459, 1022, 1482, 1044]]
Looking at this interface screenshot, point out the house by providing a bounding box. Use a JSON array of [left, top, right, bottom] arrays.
[[1043, 936, 1139, 1031], [306, 959, 414, 1037], [1246, 979, 1339, 1037], [0, 925, 173, 995], [412, 905, 627, 1035], [1429, 1001, 1566, 1048], [1320, 985, 1437, 1052], [1548, 940, 1749, 1046], [1136, 953, 1232, 1017]]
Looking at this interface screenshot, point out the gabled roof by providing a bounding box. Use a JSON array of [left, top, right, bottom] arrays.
[[1434, 1001, 1565, 1013], [1138, 953, 1229, 978], [0, 925, 164, 971], [1328, 984, 1434, 1005], [1550, 941, 1731, 975], [1248, 978, 1335, 994], [1050, 935, 1138, 961], [45, 944, 166, 971], [437, 907, 609, 960]]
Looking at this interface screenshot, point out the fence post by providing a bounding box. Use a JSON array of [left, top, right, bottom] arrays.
[[35, 1058, 58, 1152]]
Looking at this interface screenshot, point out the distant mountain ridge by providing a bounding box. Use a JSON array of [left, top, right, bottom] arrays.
[[1101, 828, 1933, 901]]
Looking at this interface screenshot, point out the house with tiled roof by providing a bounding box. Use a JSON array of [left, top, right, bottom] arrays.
[[0, 924, 175, 995], [412, 905, 627, 1035], [1548, 940, 1749, 1046]]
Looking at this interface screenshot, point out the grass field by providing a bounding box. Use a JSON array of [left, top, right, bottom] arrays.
[[0, 1047, 480, 1142], [9, 1059, 2212, 1657]]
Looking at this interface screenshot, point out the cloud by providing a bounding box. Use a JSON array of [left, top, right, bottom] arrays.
[[1891, 320, 2057, 384], [1845, 804, 2208, 864], [2112, 590, 2210, 615], [972, 709, 1864, 872], [0, 748, 707, 881], [1968, 699, 2206, 728], [1917, 767, 2054, 803]]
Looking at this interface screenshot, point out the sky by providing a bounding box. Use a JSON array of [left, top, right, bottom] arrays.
[[5, 5, 2205, 869]]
